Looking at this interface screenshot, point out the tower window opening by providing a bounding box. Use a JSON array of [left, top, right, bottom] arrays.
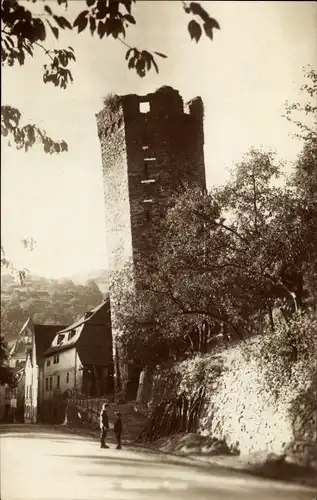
[[141, 179, 156, 184], [145, 208, 152, 224], [140, 102, 150, 113], [144, 162, 149, 179]]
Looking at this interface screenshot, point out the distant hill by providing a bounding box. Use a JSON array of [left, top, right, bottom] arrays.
[[68, 269, 109, 294], [1, 268, 110, 293]]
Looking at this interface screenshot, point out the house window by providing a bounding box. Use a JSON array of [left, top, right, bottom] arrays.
[[66, 373, 70, 384], [47, 359, 50, 367], [49, 377, 52, 390], [5, 388, 10, 398], [57, 375, 60, 388], [45, 378, 48, 391], [53, 354, 59, 364]]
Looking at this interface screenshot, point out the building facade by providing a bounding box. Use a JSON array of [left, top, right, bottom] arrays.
[[22, 321, 65, 423], [41, 299, 113, 423], [1, 363, 25, 422], [96, 86, 206, 399]]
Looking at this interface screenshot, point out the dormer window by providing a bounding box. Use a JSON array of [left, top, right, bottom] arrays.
[[57, 334, 64, 345]]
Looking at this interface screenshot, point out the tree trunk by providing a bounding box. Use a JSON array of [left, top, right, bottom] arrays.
[[268, 305, 275, 332]]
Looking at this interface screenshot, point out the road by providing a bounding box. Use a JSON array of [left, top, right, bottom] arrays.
[[0, 425, 314, 500]]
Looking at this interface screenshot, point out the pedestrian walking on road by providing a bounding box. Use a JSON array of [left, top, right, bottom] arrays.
[[99, 403, 109, 449], [114, 411, 122, 449]]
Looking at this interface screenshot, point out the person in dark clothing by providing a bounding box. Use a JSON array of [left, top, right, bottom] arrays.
[[114, 411, 122, 449], [99, 403, 109, 449]]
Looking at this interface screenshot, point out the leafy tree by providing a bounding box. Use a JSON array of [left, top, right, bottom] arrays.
[[284, 66, 317, 143], [0, 336, 14, 386], [1, 0, 220, 153], [217, 149, 304, 314], [114, 143, 316, 368], [284, 67, 317, 308], [1, 240, 35, 283]]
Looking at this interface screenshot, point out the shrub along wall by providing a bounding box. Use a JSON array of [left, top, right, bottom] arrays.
[[150, 313, 317, 467]]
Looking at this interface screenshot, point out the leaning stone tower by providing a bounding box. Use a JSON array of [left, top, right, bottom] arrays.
[[96, 86, 206, 399]]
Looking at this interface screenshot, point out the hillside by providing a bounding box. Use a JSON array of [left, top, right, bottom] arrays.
[[69, 269, 109, 294], [0, 272, 107, 345]]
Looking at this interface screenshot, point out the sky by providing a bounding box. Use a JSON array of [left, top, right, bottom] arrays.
[[2, 1, 317, 279]]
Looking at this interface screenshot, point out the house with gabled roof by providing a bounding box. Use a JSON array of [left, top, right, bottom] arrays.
[[19, 319, 67, 423], [41, 297, 113, 423], [8, 318, 33, 368]]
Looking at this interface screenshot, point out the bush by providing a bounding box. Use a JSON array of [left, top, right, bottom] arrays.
[[151, 355, 223, 405], [103, 93, 121, 113], [242, 311, 317, 398]]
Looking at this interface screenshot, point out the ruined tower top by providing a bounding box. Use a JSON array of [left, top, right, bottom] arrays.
[[96, 86, 204, 133]]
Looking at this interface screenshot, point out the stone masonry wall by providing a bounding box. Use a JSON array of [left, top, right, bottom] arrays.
[[96, 99, 133, 396], [199, 347, 317, 467], [96, 100, 133, 274], [123, 87, 206, 261], [151, 345, 317, 468]]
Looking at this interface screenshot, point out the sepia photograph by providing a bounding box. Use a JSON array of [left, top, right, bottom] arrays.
[[1, 1, 316, 499]]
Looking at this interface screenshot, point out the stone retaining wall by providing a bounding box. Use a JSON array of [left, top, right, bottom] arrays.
[[151, 344, 317, 468]]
